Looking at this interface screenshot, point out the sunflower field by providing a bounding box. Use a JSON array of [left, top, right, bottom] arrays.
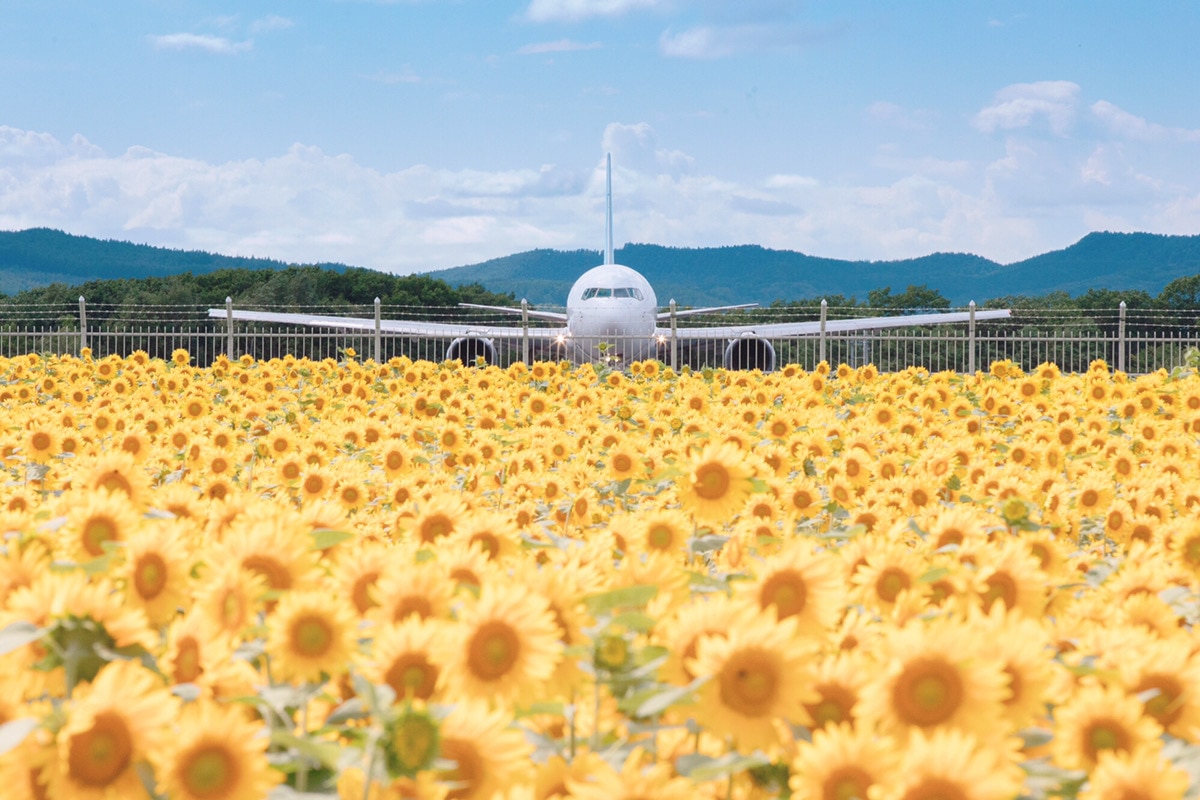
[[2, 348, 1200, 799]]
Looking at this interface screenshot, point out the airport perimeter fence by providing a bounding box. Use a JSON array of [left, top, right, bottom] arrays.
[[0, 297, 1198, 375]]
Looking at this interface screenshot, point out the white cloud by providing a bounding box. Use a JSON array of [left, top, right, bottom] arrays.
[[601, 122, 693, 177], [866, 101, 934, 132], [518, 39, 602, 55], [973, 80, 1080, 136], [525, 0, 662, 23], [658, 22, 832, 59], [1091, 100, 1200, 143], [148, 33, 253, 55], [250, 15, 294, 33], [3, 120, 1200, 276]]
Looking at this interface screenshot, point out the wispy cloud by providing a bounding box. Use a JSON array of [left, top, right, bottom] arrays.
[[525, 0, 663, 23], [1091, 100, 1200, 143], [973, 81, 1080, 136], [148, 33, 253, 55], [518, 39, 602, 55], [6, 116, 1200, 274], [250, 15, 294, 33], [659, 22, 841, 59]]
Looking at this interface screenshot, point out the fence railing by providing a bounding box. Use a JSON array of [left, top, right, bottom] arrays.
[[1, 297, 1197, 374]]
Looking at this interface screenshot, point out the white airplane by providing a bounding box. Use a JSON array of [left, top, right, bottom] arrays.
[[210, 155, 1010, 371]]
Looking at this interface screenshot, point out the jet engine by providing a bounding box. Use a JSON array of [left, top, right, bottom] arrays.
[[723, 335, 777, 372], [445, 337, 498, 366]]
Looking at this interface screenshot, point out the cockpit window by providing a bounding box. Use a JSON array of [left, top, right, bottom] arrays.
[[581, 287, 643, 300]]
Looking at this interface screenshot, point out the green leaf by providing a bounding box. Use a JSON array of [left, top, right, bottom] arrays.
[[676, 750, 771, 782], [324, 698, 368, 725], [0, 718, 39, 758], [918, 567, 950, 584], [0, 621, 43, 656], [610, 612, 657, 633], [171, 683, 202, 702], [634, 676, 710, 719], [582, 584, 658, 616], [310, 528, 354, 551], [269, 730, 343, 772]]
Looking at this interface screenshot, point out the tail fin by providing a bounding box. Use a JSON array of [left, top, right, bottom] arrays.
[[604, 153, 614, 265]]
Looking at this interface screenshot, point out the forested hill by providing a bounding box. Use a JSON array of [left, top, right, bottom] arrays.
[[0, 228, 295, 293], [424, 232, 1200, 307], [5, 227, 1200, 308], [0, 228, 513, 310]]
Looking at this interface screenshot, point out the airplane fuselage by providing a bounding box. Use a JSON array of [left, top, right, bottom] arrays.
[[562, 263, 660, 362]]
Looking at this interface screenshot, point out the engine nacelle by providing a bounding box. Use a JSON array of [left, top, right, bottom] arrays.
[[723, 336, 776, 372], [445, 337, 498, 366]]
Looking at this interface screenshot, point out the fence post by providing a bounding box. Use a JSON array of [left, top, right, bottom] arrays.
[[669, 299, 678, 372], [968, 301, 977, 374], [78, 296, 88, 354], [521, 299, 530, 365], [1117, 301, 1127, 373], [374, 297, 382, 363], [819, 299, 827, 365], [225, 296, 235, 358]]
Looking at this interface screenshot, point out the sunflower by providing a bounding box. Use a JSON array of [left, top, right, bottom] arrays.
[[857, 615, 1008, 739], [970, 537, 1049, 617], [605, 442, 646, 482], [566, 748, 693, 800], [1116, 634, 1200, 737], [266, 589, 358, 684], [790, 722, 899, 800], [1051, 684, 1163, 770], [848, 539, 930, 614], [872, 727, 1023, 800], [438, 584, 561, 707], [119, 521, 193, 627], [163, 611, 233, 691], [81, 451, 150, 508], [743, 539, 844, 637], [408, 496, 470, 545], [363, 618, 445, 702], [450, 510, 521, 564], [213, 502, 320, 594], [152, 698, 280, 800], [633, 508, 692, 555], [534, 751, 609, 800], [49, 661, 177, 800], [436, 700, 533, 800], [60, 489, 143, 561], [329, 542, 398, 615], [656, 594, 759, 686], [1078, 747, 1191, 800], [23, 424, 59, 463], [372, 558, 455, 624], [675, 441, 756, 524], [687, 608, 817, 752], [192, 562, 270, 639]]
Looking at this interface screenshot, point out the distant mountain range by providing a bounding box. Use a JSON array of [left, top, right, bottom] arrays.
[[3, 227, 1200, 306], [424, 233, 1200, 306]]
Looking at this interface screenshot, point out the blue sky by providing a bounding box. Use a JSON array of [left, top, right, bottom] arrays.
[[3, 1, 1200, 276]]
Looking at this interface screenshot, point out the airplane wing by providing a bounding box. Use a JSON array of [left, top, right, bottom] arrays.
[[656, 303, 758, 321], [206, 308, 566, 339], [657, 308, 1012, 338], [458, 303, 568, 323]]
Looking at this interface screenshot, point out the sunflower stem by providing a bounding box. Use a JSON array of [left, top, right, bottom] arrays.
[[568, 688, 576, 761], [297, 693, 310, 793], [592, 676, 601, 751], [362, 730, 381, 800]]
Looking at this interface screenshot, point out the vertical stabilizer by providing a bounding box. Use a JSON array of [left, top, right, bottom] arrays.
[[604, 153, 614, 265]]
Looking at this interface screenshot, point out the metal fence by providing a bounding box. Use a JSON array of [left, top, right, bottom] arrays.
[[1, 297, 1198, 374]]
